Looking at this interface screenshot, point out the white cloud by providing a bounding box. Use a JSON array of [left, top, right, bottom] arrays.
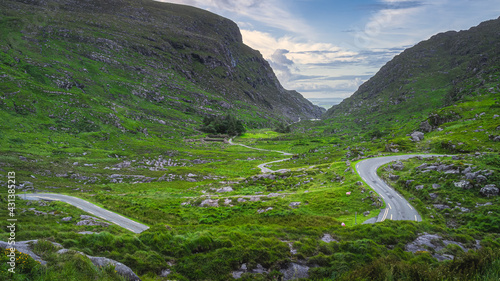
[[240, 29, 364, 95], [155, 0, 312, 35]]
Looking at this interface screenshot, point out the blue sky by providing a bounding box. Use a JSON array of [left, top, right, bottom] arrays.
[[157, 0, 500, 99]]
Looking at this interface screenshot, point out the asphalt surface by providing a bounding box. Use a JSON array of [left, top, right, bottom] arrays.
[[356, 154, 445, 222], [19, 193, 149, 233], [228, 138, 293, 173]]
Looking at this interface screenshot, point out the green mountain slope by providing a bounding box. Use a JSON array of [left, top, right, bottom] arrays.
[[0, 0, 323, 138], [324, 16, 500, 128]]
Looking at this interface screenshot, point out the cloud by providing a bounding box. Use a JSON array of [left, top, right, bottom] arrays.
[[154, 0, 312, 35]]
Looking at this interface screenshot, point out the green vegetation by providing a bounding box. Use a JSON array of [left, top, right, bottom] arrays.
[[201, 114, 246, 136], [0, 0, 499, 280]]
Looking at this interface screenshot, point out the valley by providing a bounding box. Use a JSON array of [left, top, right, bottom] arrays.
[[0, 0, 499, 280]]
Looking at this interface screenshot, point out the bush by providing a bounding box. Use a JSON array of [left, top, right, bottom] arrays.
[[274, 123, 291, 133]]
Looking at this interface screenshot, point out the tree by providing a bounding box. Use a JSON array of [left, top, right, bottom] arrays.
[[200, 114, 246, 136]]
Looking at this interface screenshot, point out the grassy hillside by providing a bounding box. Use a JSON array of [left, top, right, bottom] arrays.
[[0, 2, 499, 281]]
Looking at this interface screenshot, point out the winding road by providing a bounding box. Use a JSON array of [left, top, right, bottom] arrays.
[[229, 138, 445, 223], [20, 193, 149, 233], [228, 138, 293, 173], [21, 142, 444, 232], [356, 154, 445, 223]]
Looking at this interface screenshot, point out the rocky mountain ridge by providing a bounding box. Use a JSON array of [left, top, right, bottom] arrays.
[[0, 0, 323, 137], [324, 16, 500, 126]]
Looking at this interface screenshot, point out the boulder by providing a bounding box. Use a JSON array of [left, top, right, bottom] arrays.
[[61, 216, 72, 222], [416, 164, 428, 170], [89, 256, 141, 281], [454, 180, 473, 190], [321, 234, 337, 243], [476, 175, 487, 183], [432, 184, 441, 189], [415, 185, 424, 190], [480, 184, 498, 197], [280, 263, 309, 280], [392, 161, 405, 171], [216, 186, 233, 193], [465, 172, 478, 180], [200, 199, 219, 207], [289, 202, 301, 208], [411, 131, 425, 142], [388, 174, 400, 181]]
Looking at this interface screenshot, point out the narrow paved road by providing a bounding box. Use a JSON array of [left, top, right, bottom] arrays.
[[356, 154, 445, 223], [20, 193, 149, 233], [228, 138, 293, 173]]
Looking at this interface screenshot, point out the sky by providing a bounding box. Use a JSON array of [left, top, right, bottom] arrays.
[[156, 0, 500, 99]]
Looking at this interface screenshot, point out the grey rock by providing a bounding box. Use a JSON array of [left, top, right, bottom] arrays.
[[280, 263, 309, 280], [216, 186, 233, 193], [415, 185, 424, 190], [433, 204, 451, 210], [321, 234, 337, 243], [237, 198, 247, 203], [289, 202, 301, 208], [411, 131, 425, 142], [426, 166, 438, 171], [78, 231, 98, 235], [89, 256, 141, 280], [200, 199, 219, 207], [454, 180, 473, 189], [476, 202, 493, 207], [480, 184, 498, 197], [429, 193, 438, 200], [160, 269, 171, 277], [416, 163, 428, 170], [356, 181, 364, 185], [451, 155, 461, 160], [257, 207, 273, 213], [61, 216, 72, 222], [363, 211, 370, 216], [392, 161, 405, 171], [465, 173, 478, 180], [476, 175, 487, 183], [388, 174, 400, 181], [0, 240, 48, 265], [432, 184, 441, 189]]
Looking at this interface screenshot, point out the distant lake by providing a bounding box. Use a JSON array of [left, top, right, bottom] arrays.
[[307, 98, 344, 110]]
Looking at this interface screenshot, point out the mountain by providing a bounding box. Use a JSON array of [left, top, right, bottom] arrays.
[[0, 0, 324, 140], [324, 16, 500, 130]]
